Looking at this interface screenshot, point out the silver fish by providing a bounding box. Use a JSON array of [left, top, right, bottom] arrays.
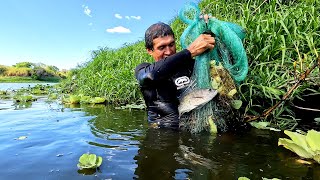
[[178, 88, 218, 116]]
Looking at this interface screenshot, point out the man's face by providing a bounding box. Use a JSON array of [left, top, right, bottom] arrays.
[[147, 35, 176, 61]]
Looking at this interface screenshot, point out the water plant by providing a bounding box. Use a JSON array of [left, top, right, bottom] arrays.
[[278, 129, 320, 163], [77, 153, 103, 170], [62, 94, 106, 104], [13, 94, 35, 102]]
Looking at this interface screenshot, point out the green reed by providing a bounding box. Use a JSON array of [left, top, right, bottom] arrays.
[[199, 0, 320, 128]]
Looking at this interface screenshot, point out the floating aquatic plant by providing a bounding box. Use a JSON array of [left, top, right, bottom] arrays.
[[77, 153, 103, 170], [62, 94, 106, 104], [13, 94, 35, 102], [278, 129, 320, 163], [250, 121, 281, 131]]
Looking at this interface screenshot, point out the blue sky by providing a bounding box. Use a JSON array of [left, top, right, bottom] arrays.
[[0, 0, 199, 70]]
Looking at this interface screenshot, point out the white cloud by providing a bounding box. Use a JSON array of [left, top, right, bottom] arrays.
[[82, 5, 92, 17], [106, 26, 131, 33], [130, 16, 141, 20], [115, 13, 122, 19], [88, 22, 93, 26], [119, 15, 141, 20]]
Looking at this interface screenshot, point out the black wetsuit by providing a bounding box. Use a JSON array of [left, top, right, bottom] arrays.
[[135, 49, 194, 129]]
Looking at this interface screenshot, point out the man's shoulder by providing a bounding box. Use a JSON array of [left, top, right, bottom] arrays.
[[136, 62, 150, 68], [135, 62, 151, 71], [135, 62, 151, 76]]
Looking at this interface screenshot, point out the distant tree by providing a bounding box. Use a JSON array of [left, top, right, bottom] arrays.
[[15, 62, 34, 68], [0, 65, 8, 75], [46, 65, 59, 73]]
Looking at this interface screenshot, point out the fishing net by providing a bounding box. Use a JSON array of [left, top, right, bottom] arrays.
[[178, 3, 249, 133]]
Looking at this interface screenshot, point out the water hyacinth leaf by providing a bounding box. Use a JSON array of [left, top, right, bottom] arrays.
[[306, 130, 320, 152], [278, 138, 313, 159]]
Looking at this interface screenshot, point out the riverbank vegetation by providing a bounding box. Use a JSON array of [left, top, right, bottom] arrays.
[[0, 62, 68, 82], [59, 0, 320, 130]]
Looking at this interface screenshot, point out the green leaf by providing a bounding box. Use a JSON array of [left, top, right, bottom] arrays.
[[284, 130, 313, 155], [313, 154, 320, 164], [90, 97, 106, 104], [306, 130, 320, 152], [231, 100, 242, 109], [96, 156, 103, 167], [77, 153, 103, 169], [278, 138, 313, 159], [69, 95, 80, 104], [250, 121, 270, 129], [87, 154, 97, 166], [238, 177, 250, 180]]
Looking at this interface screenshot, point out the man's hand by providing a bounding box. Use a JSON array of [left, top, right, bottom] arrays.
[[187, 34, 215, 58]]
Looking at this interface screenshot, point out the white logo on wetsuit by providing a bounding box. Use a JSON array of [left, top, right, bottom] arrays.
[[175, 76, 190, 90]]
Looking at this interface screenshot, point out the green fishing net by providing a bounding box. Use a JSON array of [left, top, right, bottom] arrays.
[[179, 3, 248, 133]]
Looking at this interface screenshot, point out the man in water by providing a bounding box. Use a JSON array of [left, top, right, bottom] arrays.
[[135, 22, 215, 129]]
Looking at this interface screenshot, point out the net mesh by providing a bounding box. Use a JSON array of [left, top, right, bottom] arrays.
[[178, 3, 248, 133]]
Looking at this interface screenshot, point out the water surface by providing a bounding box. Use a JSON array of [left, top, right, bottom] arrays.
[[0, 82, 57, 91], [0, 97, 319, 179]]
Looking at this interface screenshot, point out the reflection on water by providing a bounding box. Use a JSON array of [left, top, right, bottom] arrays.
[[134, 128, 320, 180], [0, 98, 319, 179]]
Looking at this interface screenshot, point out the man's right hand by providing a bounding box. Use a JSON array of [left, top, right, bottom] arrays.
[[187, 34, 215, 58]]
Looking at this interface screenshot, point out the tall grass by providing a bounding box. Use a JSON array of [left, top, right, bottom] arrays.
[[199, 0, 320, 128], [66, 42, 153, 104], [64, 0, 320, 128]]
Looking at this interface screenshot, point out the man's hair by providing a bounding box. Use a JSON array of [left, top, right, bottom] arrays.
[[144, 22, 175, 50]]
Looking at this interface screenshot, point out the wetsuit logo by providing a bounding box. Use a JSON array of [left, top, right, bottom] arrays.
[[175, 76, 190, 90]]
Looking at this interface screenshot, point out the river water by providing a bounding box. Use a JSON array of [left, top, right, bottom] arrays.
[[0, 82, 58, 91], [0, 84, 319, 179]]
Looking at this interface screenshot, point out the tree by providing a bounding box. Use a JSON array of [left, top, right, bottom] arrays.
[[14, 62, 34, 68]]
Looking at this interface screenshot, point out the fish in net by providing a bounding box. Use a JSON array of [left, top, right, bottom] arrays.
[[178, 3, 248, 133]]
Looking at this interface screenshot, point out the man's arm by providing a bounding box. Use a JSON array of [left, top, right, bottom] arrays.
[[135, 49, 192, 87]]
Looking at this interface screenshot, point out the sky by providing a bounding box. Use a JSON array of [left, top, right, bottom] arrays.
[[0, 0, 199, 70]]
